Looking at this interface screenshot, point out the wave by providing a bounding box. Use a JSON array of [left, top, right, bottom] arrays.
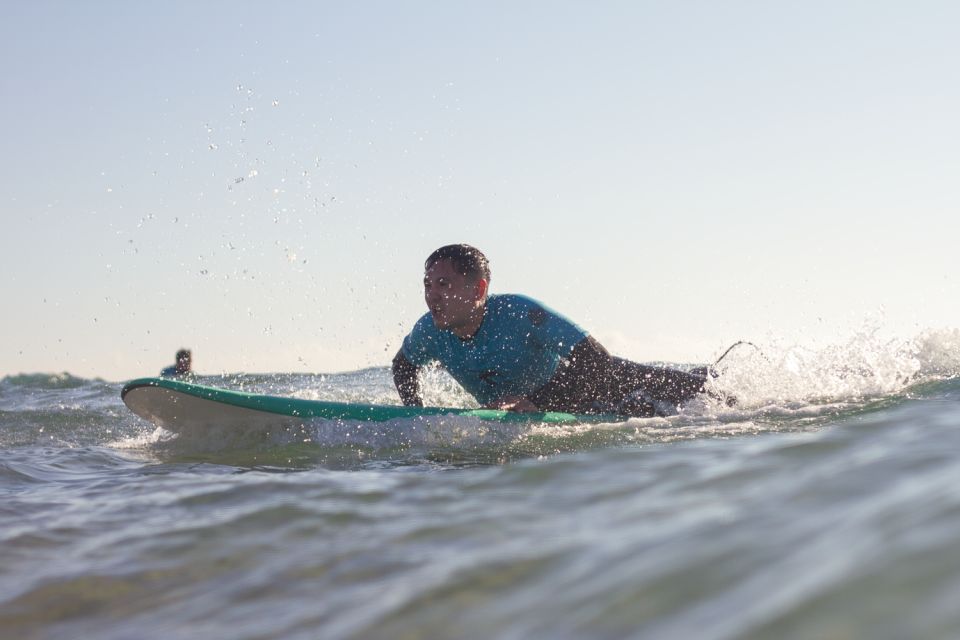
[[0, 372, 104, 390]]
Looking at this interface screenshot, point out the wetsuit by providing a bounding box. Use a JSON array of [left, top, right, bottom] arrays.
[[393, 294, 706, 417]]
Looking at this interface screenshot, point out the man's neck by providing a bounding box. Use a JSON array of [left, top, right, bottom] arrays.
[[451, 302, 487, 340]]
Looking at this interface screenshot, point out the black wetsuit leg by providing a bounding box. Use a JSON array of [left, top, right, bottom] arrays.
[[605, 357, 707, 416], [529, 337, 707, 417]]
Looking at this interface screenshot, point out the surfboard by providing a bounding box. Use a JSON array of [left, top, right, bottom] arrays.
[[121, 377, 616, 434]]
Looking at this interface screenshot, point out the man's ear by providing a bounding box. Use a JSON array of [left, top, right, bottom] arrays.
[[475, 278, 489, 301]]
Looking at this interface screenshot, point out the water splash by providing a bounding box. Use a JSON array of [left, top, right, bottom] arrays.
[[706, 326, 960, 410], [913, 328, 960, 377]]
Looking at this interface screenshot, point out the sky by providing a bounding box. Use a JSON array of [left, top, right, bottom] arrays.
[[2, 1, 958, 381]]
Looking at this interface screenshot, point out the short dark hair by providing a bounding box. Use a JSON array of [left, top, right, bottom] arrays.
[[425, 244, 491, 282], [176, 349, 191, 360]]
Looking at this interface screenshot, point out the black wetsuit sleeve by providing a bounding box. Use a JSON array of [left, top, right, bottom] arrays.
[[392, 350, 423, 406]]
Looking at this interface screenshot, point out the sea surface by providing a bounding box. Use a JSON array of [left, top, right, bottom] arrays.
[[3, 331, 960, 639]]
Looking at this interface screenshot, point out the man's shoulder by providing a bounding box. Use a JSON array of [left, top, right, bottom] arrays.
[[409, 311, 436, 335], [488, 293, 587, 337], [489, 293, 571, 318], [487, 293, 543, 312], [403, 312, 441, 347], [486, 294, 565, 330]]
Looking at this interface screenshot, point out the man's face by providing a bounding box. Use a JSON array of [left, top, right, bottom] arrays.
[[423, 259, 485, 333]]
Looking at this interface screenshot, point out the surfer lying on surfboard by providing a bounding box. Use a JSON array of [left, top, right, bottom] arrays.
[[160, 348, 193, 378], [392, 244, 717, 418]]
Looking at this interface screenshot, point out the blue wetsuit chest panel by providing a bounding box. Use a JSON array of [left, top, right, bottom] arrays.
[[401, 294, 588, 405]]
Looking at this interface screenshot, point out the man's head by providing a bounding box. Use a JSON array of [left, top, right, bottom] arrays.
[[175, 349, 192, 374], [423, 244, 490, 338], [424, 244, 491, 283]]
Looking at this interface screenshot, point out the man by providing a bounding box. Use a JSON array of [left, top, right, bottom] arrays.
[[160, 349, 192, 378], [392, 244, 709, 417]]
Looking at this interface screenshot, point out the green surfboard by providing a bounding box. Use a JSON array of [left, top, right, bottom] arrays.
[[121, 377, 617, 434]]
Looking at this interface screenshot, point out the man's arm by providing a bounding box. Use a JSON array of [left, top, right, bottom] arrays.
[[392, 350, 423, 406]]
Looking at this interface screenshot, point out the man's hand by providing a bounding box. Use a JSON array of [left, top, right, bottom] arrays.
[[487, 396, 540, 413]]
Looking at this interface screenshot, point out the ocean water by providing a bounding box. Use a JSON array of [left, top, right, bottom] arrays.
[[3, 330, 960, 639]]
